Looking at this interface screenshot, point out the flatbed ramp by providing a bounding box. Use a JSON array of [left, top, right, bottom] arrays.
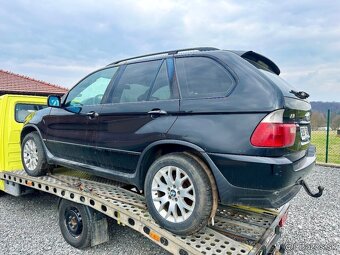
[[0, 169, 288, 255]]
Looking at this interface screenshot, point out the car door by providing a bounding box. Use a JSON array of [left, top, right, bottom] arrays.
[[44, 66, 119, 164], [94, 58, 179, 174]]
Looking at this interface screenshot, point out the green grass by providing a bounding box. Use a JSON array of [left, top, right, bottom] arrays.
[[311, 131, 340, 164]]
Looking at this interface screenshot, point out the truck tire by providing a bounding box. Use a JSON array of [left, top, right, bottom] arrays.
[[58, 199, 92, 249], [21, 131, 49, 176], [144, 152, 213, 236]]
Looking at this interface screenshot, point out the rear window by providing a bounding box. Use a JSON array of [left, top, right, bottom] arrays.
[[15, 103, 46, 123], [176, 57, 234, 99]]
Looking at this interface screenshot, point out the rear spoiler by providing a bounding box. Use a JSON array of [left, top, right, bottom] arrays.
[[231, 50, 281, 75]]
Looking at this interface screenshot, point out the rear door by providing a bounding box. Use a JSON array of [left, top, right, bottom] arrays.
[[44, 67, 118, 164], [94, 58, 179, 174]]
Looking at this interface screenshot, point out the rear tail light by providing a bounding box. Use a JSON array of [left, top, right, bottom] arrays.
[[279, 211, 288, 227], [251, 110, 296, 148]]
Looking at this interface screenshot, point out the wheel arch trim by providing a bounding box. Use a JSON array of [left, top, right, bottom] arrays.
[[135, 139, 228, 193]]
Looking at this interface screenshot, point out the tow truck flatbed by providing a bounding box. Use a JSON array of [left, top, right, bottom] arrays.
[[0, 168, 287, 255]]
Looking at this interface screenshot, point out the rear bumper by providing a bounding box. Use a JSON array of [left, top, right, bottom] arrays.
[[205, 145, 316, 208]]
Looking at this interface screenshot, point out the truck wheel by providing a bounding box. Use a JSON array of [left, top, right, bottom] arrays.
[[59, 199, 92, 249], [21, 132, 49, 176], [144, 152, 213, 236]]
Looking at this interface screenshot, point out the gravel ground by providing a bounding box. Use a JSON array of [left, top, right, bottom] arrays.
[[0, 166, 339, 255], [280, 166, 340, 254]]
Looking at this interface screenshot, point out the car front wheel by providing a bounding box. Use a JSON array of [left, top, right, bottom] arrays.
[[21, 131, 50, 176], [145, 152, 213, 235]]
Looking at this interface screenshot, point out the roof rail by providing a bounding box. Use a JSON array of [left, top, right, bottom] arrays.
[[108, 47, 219, 66]]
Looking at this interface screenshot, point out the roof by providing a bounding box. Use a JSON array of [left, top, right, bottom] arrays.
[[0, 69, 68, 96]]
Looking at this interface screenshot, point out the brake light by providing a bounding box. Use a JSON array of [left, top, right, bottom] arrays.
[[251, 110, 296, 148], [279, 211, 288, 227]]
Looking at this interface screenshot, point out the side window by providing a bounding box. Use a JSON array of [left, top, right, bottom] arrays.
[[65, 67, 118, 106], [111, 60, 162, 103], [149, 62, 172, 101], [15, 104, 46, 123], [176, 57, 234, 99]]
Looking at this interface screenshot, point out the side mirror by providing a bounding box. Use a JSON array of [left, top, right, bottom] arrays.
[[47, 95, 61, 108]]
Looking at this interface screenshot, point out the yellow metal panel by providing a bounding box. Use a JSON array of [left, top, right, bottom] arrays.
[[0, 94, 47, 173], [0, 96, 6, 171]]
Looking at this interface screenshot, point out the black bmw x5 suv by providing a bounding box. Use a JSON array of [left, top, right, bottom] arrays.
[[21, 47, 316, 235]]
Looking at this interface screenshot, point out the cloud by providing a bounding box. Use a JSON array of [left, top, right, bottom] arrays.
[[0, 0, 339, 101]]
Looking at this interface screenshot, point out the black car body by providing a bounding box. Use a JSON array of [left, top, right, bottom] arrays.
[[22, 47, 315, 217]]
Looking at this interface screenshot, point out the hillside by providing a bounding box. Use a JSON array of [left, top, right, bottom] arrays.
[[311, 101, 340, 113]]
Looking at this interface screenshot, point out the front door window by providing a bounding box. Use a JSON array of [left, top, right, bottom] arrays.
[[65, 67, 118, 107]]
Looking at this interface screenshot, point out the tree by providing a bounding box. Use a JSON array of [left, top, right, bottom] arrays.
[[331, 114, 340, 130], [311, 111, 326, 130]]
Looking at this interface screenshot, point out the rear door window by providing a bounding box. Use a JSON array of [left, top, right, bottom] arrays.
[[111, 60, 162, 103], [176, 57, 234, 99], [149, 61, 173, 101], [15, 104, 46, 123]]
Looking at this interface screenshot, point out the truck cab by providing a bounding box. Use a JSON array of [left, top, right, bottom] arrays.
[[0, 94, 46, 191]]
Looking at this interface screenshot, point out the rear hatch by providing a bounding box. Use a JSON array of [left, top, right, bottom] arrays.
[[260, 69, 312, 161], [238, 51, 312, 161]]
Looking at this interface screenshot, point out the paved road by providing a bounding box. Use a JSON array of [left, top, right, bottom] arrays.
[[0, 166, 339, 255]]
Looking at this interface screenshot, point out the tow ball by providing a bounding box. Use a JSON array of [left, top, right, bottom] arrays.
[[298, 180, 324, 198]]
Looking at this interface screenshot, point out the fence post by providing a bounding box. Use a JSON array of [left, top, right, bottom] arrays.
[[325, 109, 330, 163]]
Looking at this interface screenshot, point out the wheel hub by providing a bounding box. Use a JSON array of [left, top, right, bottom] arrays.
[[169, 189, 177, 198], [151, 166, 196, 223], [65, 207, 83, 237], [23, 139, 38, 171]]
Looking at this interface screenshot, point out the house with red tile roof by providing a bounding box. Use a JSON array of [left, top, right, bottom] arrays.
[[0, 69, 67, 96]]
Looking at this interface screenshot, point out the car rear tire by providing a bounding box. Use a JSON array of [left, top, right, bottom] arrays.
[[21, 131, 50, 176], [144, 152, 213, 235]]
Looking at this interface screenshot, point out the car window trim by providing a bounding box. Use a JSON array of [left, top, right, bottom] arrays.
[[166, 57, 181, 100]]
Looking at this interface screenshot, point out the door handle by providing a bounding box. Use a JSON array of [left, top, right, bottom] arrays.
[[148, 109, 167, 115], [86, 111, 99, 119]]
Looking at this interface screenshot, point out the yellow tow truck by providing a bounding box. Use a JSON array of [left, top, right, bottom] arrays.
[[0, 94, 46, 190]]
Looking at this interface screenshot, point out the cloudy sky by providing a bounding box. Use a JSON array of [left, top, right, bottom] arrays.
[[0, 0, 339, 101]]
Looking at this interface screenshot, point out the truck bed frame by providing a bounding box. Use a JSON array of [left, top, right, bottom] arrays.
[[0, 168, 287, 255]]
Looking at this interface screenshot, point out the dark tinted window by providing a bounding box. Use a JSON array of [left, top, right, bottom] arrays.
[[112, 60, 162, 103], [176, 57, 234, 99], [149, 62, 172, 101], [15, 104, 46, 123]]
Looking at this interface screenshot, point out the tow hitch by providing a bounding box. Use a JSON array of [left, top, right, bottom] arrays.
[[298, 180, 324, 198]]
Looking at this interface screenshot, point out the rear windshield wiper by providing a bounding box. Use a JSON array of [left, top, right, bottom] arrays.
[[290, 90, 309, 99]]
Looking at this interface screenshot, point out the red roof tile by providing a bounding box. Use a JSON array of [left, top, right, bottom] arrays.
[[0, 69, 68, 95]]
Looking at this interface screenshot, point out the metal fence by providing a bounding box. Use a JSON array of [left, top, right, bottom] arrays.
[[311, 109, 340, 164]]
